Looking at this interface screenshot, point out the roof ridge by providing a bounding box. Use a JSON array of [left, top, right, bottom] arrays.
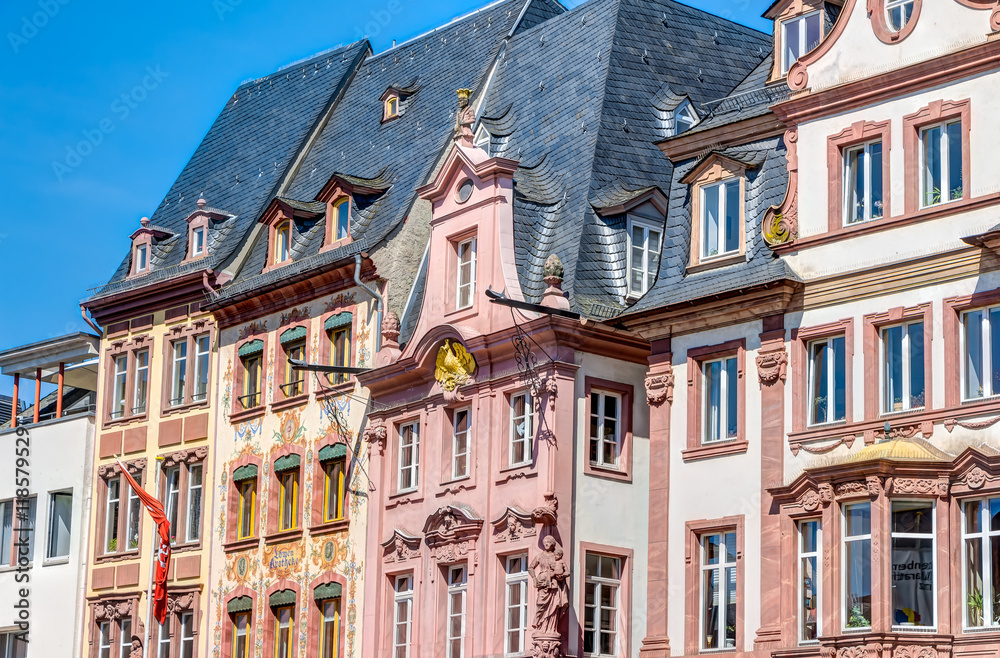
[[237, 40, 367, 89]]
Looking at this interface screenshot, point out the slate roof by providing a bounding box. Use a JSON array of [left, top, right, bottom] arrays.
[[682, 53, 788, 135], [86, 40, 369, 302], [475, 0, 771, 318], [206, 0, 549, 307]]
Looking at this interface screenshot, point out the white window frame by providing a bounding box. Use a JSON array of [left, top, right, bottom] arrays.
[[96, 622, 112, 658], [699, 533, 738, 651], [192, 226, 205, 257], [46, 490, 73, 560], [890, 500, 936, 630], [798, 520, 821, 643], [135, 244, 148, 273], [0, 500, 12, 566], [193, 334, 210, 402], [179, 612, 194, 658], [584, 553, 622, 656], [589, 390, 622, 469], [879, 320, 924, 414], [125, 477, 141, 552], [504, 554, 529, 656], [452, 408, 471, 480], [132, 349, 148, 415], [164, 467, 180, 546], [700, 178, 741, 260], [702, 356, 738, 444], [781, 10, 822, 75], [673, 99, 699, 136], [398, 422, 420, 493], [456, 237, 477, 310], [509, 391, 534, 467], [962, 306, 1000, 401], [157, 618, 169, 658], [919, 119, 963, 208], [333, 199, 350, 241], [112, 354, 128, 419], [843, 140, 884, 225], [627, 217, 662, 297], [807, 336, 846, 426], [393, 574, 414, 658], [186, 463, 203, 543], [447, 565, 467, 658], [170, 340, 187, 407], [473, 124, 492, 154], [963, 497, 1000, 628], [843, 502, 872, 631], [105, 479, 120, 553], [886, 0, 915, 31]]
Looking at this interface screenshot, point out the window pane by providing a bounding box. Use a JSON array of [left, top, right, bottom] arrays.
[[967, 535, 985, 626], [725, 358, 738, 438], [0, 503, 11, 564], [870, 142, 884, 218], [705, 360, 722, 441], [966, 310, 985, 398], [631, 225, 645, 293], [48, 492, 72, 559], [883, 325, 903, 412], [832, 336, 847, 421], [846, 147, 864, 224], [810, 341, 828, 424], [891, 501, 934, 626], [805, 13, 821, 52], [703, 569, 720, 648], [845, 538, 872, 627], [922, 125, 942, 206], [724, 182, 740, 254], [909, 322, 925, 408], [948, 121, 963, 201], [188, 464, 202, 542], [784, 19, 800, 71], [846, 502, 871, 536], [647, 229, 661, 292], [704, 185, 720, 257]]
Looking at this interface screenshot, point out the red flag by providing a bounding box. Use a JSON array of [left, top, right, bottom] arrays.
[[117, 459, 171, 625]]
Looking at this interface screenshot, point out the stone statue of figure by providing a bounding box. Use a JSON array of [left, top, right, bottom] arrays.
[[129, 637, 143, 658], [454, 89, 476, 144], [529, 535, 570, 635]]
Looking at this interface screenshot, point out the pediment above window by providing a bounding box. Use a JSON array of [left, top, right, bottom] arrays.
[[680, 152, 751, 186], [380, 528, 421, 563], [591, 185, 669, 218], [422, 504, 484, 547], [316, 169, 393, 202]]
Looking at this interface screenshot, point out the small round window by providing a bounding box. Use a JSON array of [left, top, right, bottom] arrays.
[[456, 179, 474, 204]]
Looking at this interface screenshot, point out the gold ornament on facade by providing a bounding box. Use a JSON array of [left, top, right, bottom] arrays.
[[763, 211, 795, 246], [434, 339, 477, 391]]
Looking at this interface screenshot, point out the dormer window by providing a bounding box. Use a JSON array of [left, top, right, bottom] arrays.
[[473, 125, 491, 154], [332, 199, 349, 242], [135, 244, 149, 273], [192, 227, 206, 257], [886, 0, 914, 31], [628, 218, 662, 297], [781, 11, 821, 75], [701, 178, 741, 259], [673, 100, 700, 136], [384, 95, 399, 121], [275, 221, 290, 264]]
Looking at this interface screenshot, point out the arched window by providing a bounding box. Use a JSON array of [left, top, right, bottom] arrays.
[[385, 95, 398, 120], [274, 221, 290, 264], [332, 199, 349, 242]]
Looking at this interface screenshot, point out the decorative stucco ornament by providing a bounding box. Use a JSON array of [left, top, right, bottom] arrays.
[[763, 211, 796, 246], [434, 339, 477, 392], [529, 535, 570, 655], [543, 253, 564, 280], [381, 310, 400, 343]]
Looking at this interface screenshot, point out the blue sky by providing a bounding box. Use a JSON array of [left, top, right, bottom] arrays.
[[0, 0, 771, 399]]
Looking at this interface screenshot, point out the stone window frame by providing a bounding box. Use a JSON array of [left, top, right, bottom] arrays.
[[826, 120, 892, 233], [184, 213, 211, 262], [154, 587, 202, 658], [903, 99, 972, 215], [583, 377, 634, 483], [160, 321, 215, 418], [442, 404, 475, 487], [684, 515, 745, 655], [272, 321, 311, 411], [309, 440, 351, 535], [224, 455, 262, 551], [442, 226, 479, 320], [102, 334, 153, 428], [383, 569, 417, 657], [870, 0, 922, 44], [231, 332, 269, 424], [683, 339, 748, 461], [862, 303, 933, 420], [765, 0, 830, 82], [501, 387, 537, 475], [943, 288, 1000, 408], [158, 447, 208, 551], [265, 446, 306, 543], [86, 594, 141, 658], [93, 460, 146, 562], [682, 154, 748, 273], [578, 541, 634, 658], [393, 416, 424, 498], [791, 318, 855, 432]]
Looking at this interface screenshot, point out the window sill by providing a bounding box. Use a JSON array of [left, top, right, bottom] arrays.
[[261, 259, 293, 274], [223, 537, 259, 553], [442, 305, 479, 325], [682, 439, 749, 462], [308, 519, 350, 537], [102, 413, 149, 430], [270, 392, 309, 413], [963, 626, 1000, 634], [585, 462, 632, 483], [316, 379, 356, 401], [319, 236, 353, 253], [386, 491, 422, 509], [496, 463, 536, 485], [94, 550, 141, 564], [438, 477, 475, 496], [42, 557, 70, 567], [230, 406, 266, 424], [170, 542, 203, 554], [263, 528, 304, 545], [687, 252, 744, 274], [161, 399, 210, 418]]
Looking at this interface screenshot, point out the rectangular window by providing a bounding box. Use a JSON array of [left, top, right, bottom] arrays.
[[702, 179, 741, 259], [782, 11, 822, 74], [963, 497, 1000, 628], [241, 355, 262, 409], [187, 463, 202, 543], [47, 491, 72, 560], [799, 520, 821, 642], [808, 337, 847, 425], [456, 238, 477, 310], [193, 335, 210, 402], [398, 422, 419, 493], [324, 459, 346, 523], [881, 321, 925, 413], [891, 500, 935, 628], [584, 553, 622, 656], [119, 619, 132, 658], [700, 533, 737, 650], [452, 408, 471, 480], [171, 340, 188, 407], [98, 622, 112, 658], [164, 467, 180, 546], [963, 307, 1000, 400], [180, 612, 194, 658], [703, 357, 738, 443], [505, 555, 529, 656], [275, 223, 290, 264], [920, 120, 963, 207], [232, 612, 250, 658], [157, 619, 169, 658], [192, 227, 205, 256], [334, 199, 350, 241], [394, 574, 414, 658], [320, 598, 340, 658], [844, 502, 872, 629], [111, 355, 128, 419], [278, 470, 299, 531], [628, 219, 662, 296], [237, 480, 256, 540], [125, 475, 141, 551], [274, 606, 294, 658], [447, 565, 467, 658], [844, 141, 884, 224], [136, 244, 148, 272], [133, 349, 149, 415], [510, 392, 534, 467], [282, 339, 306, 398], [330, 326, 351, 385], [0, 501, 10, 566], [589, 391, 621, 468], [105, 479, 120, 553]]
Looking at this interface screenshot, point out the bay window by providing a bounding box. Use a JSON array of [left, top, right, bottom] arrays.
[[394, 574, 414, 658], [456, 237, 477, 310], [589, 390, 621, 468], [447, 565, 467, 658], [890, 500, 935, 628], [844, 502, 872, 629], [844, 141, 884, 224], [452, 408, 471, 480], [509, 391, 533, 467], [963, 497, 1000, 628], [505, 555, 529, 656], [700, 533, 737, 650], [808, 336, 846, 425], [584, 553, 622, 656], [398, 422, 419, 493], [781, 11, 821, 75], [963, 306, 1000, 400], [920, 120, 963, 207], [881, 320, 925, 413], [703, 356, 738, 443], [799, 520, 820, 642], [701, 178, 741, 260], [628, 218, 662, 296]]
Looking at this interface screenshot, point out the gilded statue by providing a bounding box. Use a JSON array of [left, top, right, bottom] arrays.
[[434, 339, 476, 392]]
